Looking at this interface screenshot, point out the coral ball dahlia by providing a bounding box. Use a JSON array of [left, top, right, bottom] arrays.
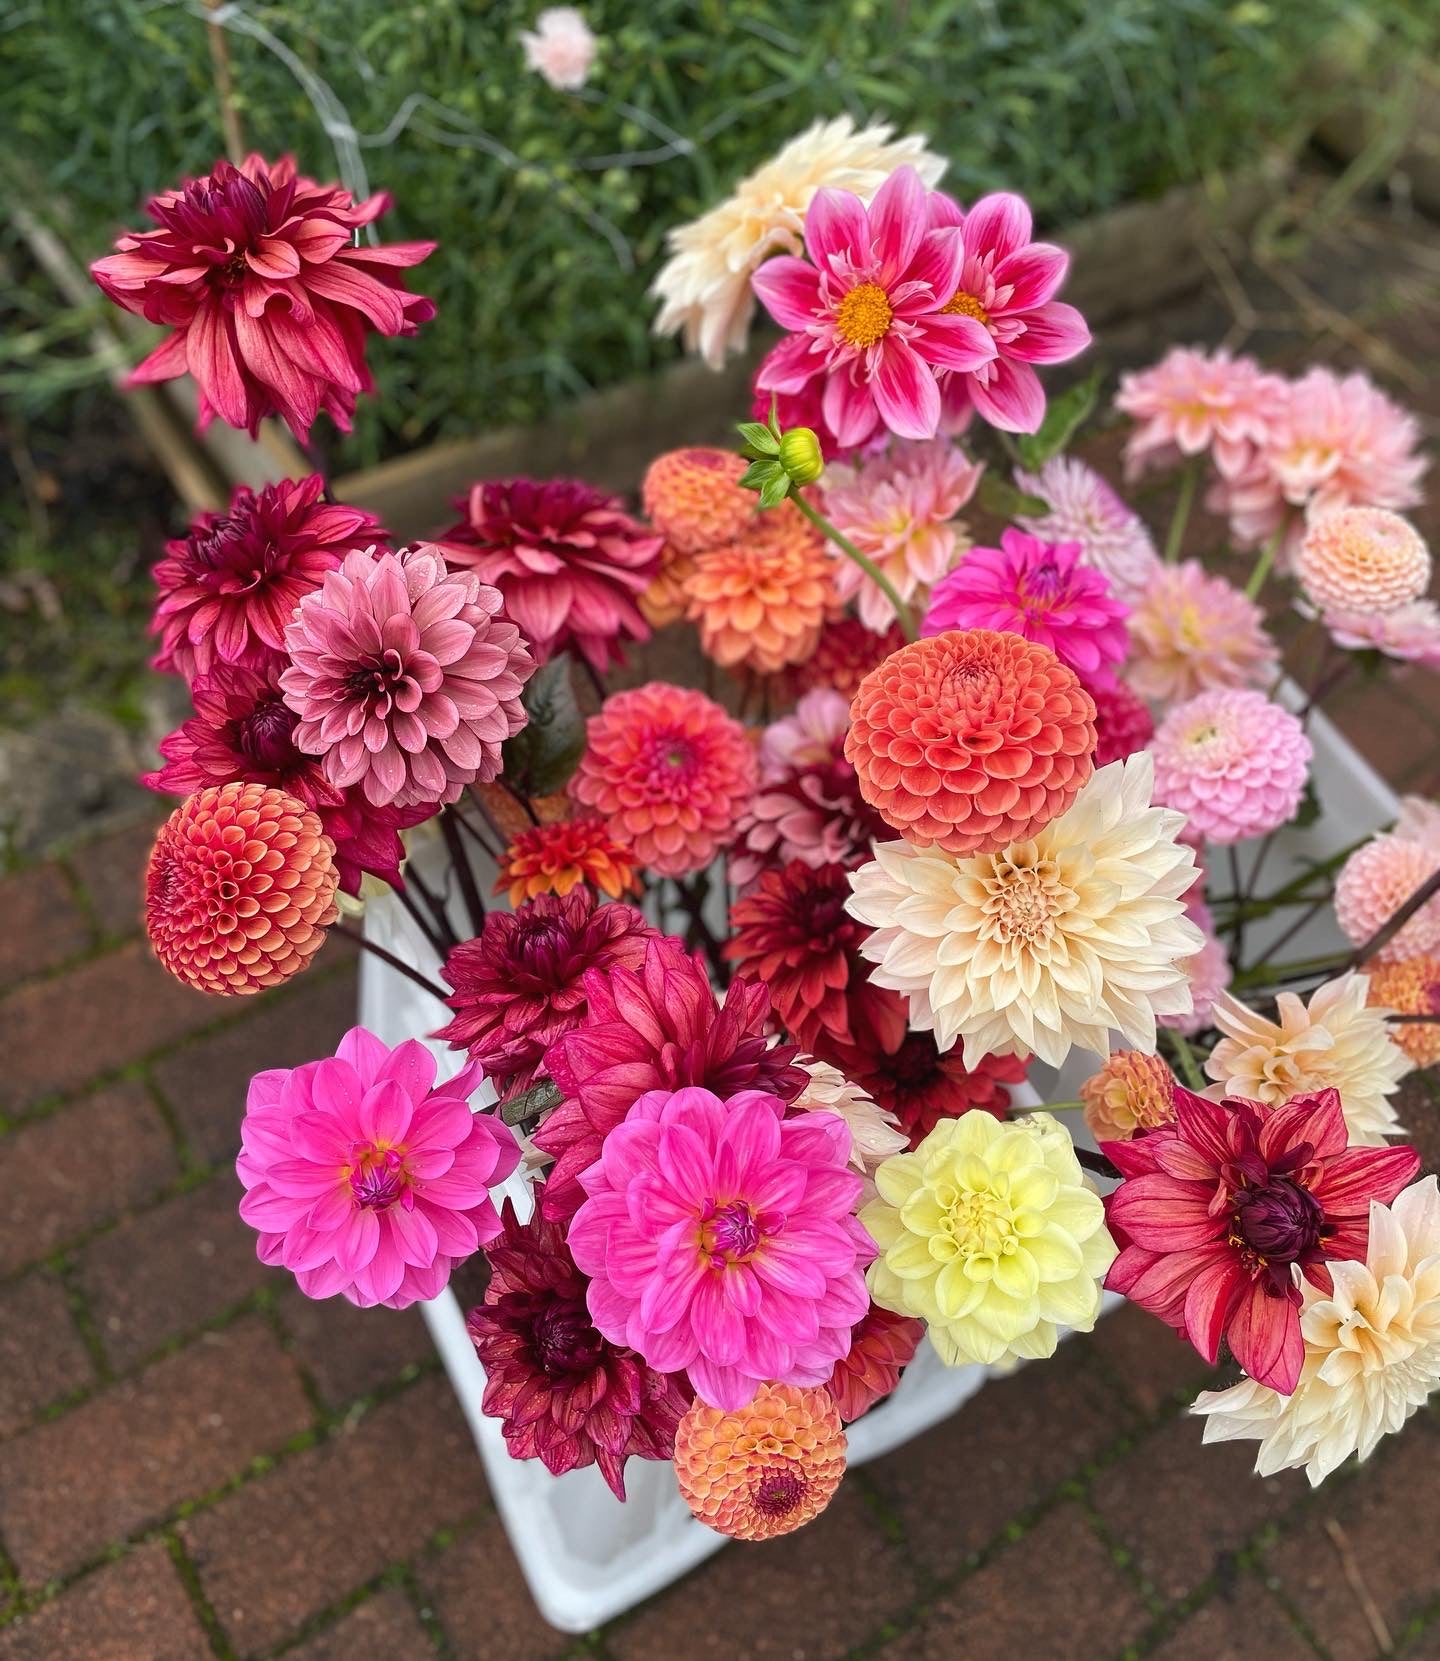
[[145, 782, 338, 995], [642, 447, 755, 554], [844, 628, 1096, 855], [1080, 1050, 1177, 1143], [1151, 689, 1312, 845], [686, 507, 835, 675], [1297, 507, 1431, 616]]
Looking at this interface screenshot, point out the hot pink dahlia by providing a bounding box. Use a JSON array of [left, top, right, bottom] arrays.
[[1115, 347, 1286, 480], [751, 166, 996, 449], [827, 1303, 924, 1422], [281, 544, 535, 808], [91, 154, 435, 440], [1104, 1087, 1419, 1392], [433, 890, 654, 1100], [924, 529, 1130, 689], [534, 935, 807, 1220], [467, 1194, 690, 1498], [237, 1026, 520, 1308], [568, 1084, 875, 1410], [1335, 834, 1440, 964], [150, 475, 386, 683], [1088, 677, 1155, 768], [1126, 560, 1279, 704], [567, 682, 756, 877], [440, 478, 663, 672], [1015, 455, 1162, 604], [1151, 689, 1312, 845]]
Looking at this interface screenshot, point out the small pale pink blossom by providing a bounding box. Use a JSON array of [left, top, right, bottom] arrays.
[[1115, 347, 1286, 480], [520, 7, 597, 90], [1325, 600, 1440, 669]]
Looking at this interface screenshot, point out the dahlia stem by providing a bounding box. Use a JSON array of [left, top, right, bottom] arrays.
[[1241, 891, 1335, 977], [336, 923, 448, 1003], [1163, 459, 1200, 564], [399, 869, 459, 957], [1245, 520, 1287, 601], [1074, 1147, 1122, 1181], [204, 0, 246, 165], [1031, 1100, 1086, 1113], [1164, 1029, 1206, 1091], [440, 808, 487, 937], [789, 493, 918, 643]]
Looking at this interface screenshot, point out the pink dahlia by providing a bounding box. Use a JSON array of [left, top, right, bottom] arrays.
[[281, 544, 535, 808], [433, 890, 654, 1100], [567, 682, 756, 877], [1104, 1087, 1419, 1392], [467, 1194, 690, 1499], [1126, 560, 1278, 704], [92, 154, 434, 440], [1151, 689, 1312, 845], [237, 1026, 520, 1308], [1326, 600, 1440, 669], [1335, 834, 1440, 964], [1115, 347, 1286, 480], [827, 1303, 923, 1422], [150, 475, 386, 683], [1015, 455, 1162, 604], [534, 936, 807, 1219], [751, 165, 996, 449], [440, 478, 663, 672], [568, 1084, 875, 1410], [923, 528, 1130, 689], [1088, 677, 1155, 768]]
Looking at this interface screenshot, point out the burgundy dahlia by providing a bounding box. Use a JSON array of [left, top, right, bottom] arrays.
[[150, 475, 386, 683], [434, 890, 654, 1100], [92, 153, 435, 440], [467, 1195, 691, 1498], [441, 478, 663, 671], [835, 1029, 1028, 1150]]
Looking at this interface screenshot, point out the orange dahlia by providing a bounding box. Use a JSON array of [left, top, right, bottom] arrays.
[[674, 1382, 847, 1541], [686, 507, 836, 675], [844, 629, 1096, 854], [637, 542, 697, 630], [496, 817, 638, 906], [145, 782, 338, 995], [782, 615, 908, 702], [1080, 1049, 1177, 1142], [1367, 956, 1440, 1068], [642, 447, 754, 555]]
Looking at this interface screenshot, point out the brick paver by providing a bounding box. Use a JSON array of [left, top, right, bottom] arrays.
[[0, 866, 89, 993], [419, 1519, 574, 1661], [0, 1545, 211, 1661], [286, 1586, 435, 1661], [0, 1272, 94, 1438], [1148, 1575, 1317, 1661]]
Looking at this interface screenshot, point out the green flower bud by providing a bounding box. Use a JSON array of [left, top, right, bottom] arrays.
[[778, 427, 824, 487]]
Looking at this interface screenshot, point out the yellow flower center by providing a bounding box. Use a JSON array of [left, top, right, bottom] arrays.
[[835, 282, 894, 348], [941, 290, 989, 323], [929, 1173, 1019, 1263]]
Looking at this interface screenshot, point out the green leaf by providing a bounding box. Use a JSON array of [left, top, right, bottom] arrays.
[[978, 473, 1050, 521], [736, 421, 780, 455], [501, 654, 587, 797], [758, 473, 793, 509], [1015, 369, 1104, 471], [738, 458, 779, 492]]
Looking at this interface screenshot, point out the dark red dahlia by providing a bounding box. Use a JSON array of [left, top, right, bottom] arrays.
[[440, 477, 663, 671], [467, 1196, 691, 1498], [778, 614, 908, 703], [433, 890, 655, 1100], [836, 1029, 1028, 1150]]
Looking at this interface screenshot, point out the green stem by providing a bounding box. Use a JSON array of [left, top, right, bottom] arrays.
[[791, 493, 918, 642], [1031, 1100, 1086, 1113], [1164, 1029, 1206, 1091], [1163, 459, 1200, 563], [1245, 521, 1287, 600]]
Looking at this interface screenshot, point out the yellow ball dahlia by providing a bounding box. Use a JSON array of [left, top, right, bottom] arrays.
[[1080, 1050, 1177, 1143]]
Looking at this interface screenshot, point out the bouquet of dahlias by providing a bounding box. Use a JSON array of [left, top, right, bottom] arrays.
[[101, 130, 1440, 1546]]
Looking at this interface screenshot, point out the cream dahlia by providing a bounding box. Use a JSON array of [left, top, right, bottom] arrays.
[[792, 1057, 908, 1176], [1297, 507, 1431, 616], [1126, 560, 1279, 704], [1150, 689, 1311, 845]]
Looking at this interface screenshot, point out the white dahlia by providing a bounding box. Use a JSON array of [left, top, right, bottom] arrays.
[[1194, 1177, 1440, 1485], [845, 754, 1203, 1068], [1203, 975, 1411, 1145], [649, 116, 945, 367], [792, 1057, 908, 1176]]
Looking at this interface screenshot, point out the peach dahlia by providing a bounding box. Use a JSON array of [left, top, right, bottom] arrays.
[[686, 507, 836, 675]]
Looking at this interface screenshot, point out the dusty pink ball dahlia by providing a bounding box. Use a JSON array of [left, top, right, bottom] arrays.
[[441, 478, 663, 672], [1088, 677, 1155, 768], [1151, 689, 1311, 845], [568, 682, 756, 876], [91, 154, 434, 440], [281, 544, 535, 808], [1336, 835, 1440, 964], [1126, 560, 1279, 704], [1297, 507, 1431, 616]]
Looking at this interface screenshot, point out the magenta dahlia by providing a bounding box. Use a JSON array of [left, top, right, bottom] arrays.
[[1088, 677, 1156, 769], [441, 478, 663, 672], [92, 153, 435, 440]]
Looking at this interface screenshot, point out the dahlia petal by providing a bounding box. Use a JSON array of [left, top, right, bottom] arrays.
[[751, 257, 822, 331], [1226, 1281, 1304, 1395], [871, 340, 941, 441], [1006, 301, 1090, 364], [300, 261, 408, 333], [803, 187, 871, 272], [961, 192, 1033, 261], [358, 1079, 414, 1147], [869, 165, 929, 279], [126, 329, 190, 387], [919, 313, 997, 373], [186, 302, 251, 430], [968, 357, 1045, 434], [992, 242, 1069, 311], [1182, 1254, 1244, 1364]]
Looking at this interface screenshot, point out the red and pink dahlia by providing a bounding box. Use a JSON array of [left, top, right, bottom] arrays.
[[827, 1303, 924, 1422], [1087, 677, 1156, 769]]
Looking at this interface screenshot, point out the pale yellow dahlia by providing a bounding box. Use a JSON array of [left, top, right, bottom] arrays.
[[1203, 975, 1411, 1146], [1080, 1050, 1177, 1143], [861, 1111, 1117, 1368], [649, 116, 945, 367], [1194, 1177, 1440, 1485], [846, 754, 1203, 1068]]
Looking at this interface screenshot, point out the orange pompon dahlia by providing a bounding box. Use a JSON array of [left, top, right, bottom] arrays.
[[1367, 956, 1440, 1068], [145, 782, 338, 995], [496, 817, 638, 906], [638, 542, 697, 630], [1080, 1050, 1177, 1143], [844, 628, 1096, 854], [686, 507, 837, 675], [642, 447, 755, 554], [674, 1382, 847, 1541]]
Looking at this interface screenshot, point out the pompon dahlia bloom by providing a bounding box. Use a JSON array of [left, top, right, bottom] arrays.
[[534, 937, 807, 1219], [237, 1027, 519, 1308], [519, 6, 598, 90], [844, 628, 1096, 856], [496, 817, 637, 906], [466, 1196, 689, 1499], [792, 1059, 908, 1176], [1115, 347, 1286, 479], [637, 543, 696, 631], [150, 476, 386, 683], [686, 507, 836, 674], [1194, 1177, 1440, 1486], [1081, 1050, 1177, 1144], [1325, 599, 1440, 668], [441, 478, 662, 672], [1104, 1087, 1420, 1393], [1335, 834, 1440, 964], [642, 448, 754, 555], [828, 1304, 924, 1421], [1015, 456, 1161, 604], [674, 1383, 847, 1540], [1088, 678, 1155, 769], [923, 530, 1129, 690], [1126, 560, 1279, 704], [281, 545, 535, 809], [1203, 977, 1411, 1147], [863, 1111, 1116, 1366], [651, 115, 944, 369], [751, 166, 997, 449], [146, 782, 338, 995], [567, 1085, 874, 1410], [839, 1032, 1028, 1151], [782, 615, 908, 702], [433, 890, 653, 1100], [91, 153, 434, 440], [1150, 689, 1311, 845], [1297, 507, 1431, 616], [819, 439, 984, 633], [568, 683, 756, 876], [1367, 957, 1440, 1069], [847, 754, 1203, 1067]]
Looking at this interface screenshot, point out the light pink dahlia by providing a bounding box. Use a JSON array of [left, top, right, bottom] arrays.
[[1335, 834, 1440, 964], [281, 544, 535, 808], [520, 7, 598, 90], [1325, 599, 1440, 669], [1151, 690, 1311, 845], [1087, 677, 1155, 768], [1126, 560, 1279, 704], [1015, 455, 1162, 603], [1115, 346, 1286, 480], [237, 1027, 520, 1309], [567, 1084, 874, 1411], [91, 154, 435, 440], [1160, 898, 1233, 1038], [1297, 508, 1431, 615]]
